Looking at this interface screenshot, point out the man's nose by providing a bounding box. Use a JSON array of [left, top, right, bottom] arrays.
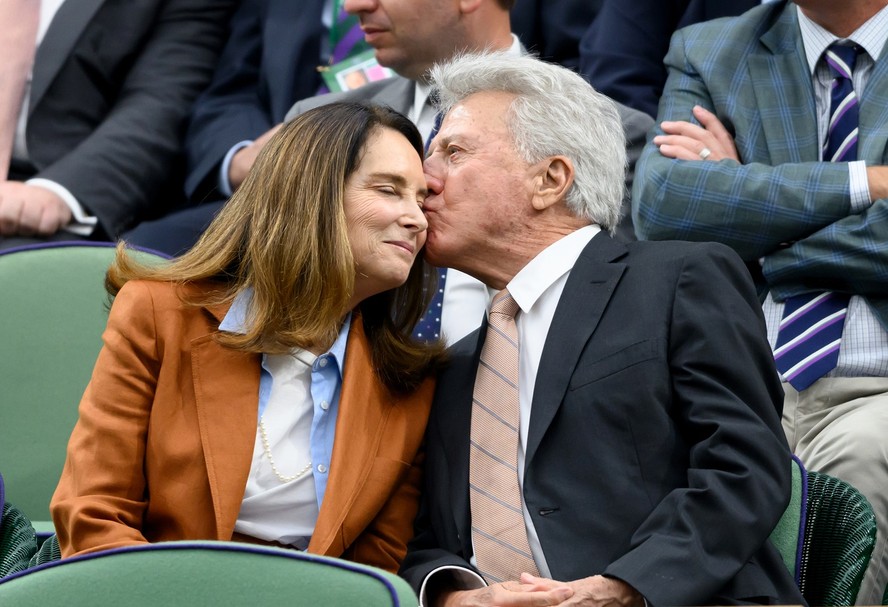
[[343, 0, 375, 15]]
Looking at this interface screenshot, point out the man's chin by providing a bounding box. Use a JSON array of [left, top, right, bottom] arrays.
[[422, 241, 449, 268]]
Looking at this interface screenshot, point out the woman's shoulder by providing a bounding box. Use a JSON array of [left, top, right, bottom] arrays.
[[113, 280, 223, 323]]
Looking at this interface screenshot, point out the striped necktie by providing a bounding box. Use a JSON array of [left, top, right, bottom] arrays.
[[469, 289, 540, 583], [0, 0, 40, 180], [773, 43, 860, 391]]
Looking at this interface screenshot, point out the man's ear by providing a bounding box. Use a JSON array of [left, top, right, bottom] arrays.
[[531, 156, 574, 211]]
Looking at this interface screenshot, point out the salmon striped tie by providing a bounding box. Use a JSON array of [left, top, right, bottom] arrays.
[[774, 44, 860, 391], [469, 289, 539, 583]]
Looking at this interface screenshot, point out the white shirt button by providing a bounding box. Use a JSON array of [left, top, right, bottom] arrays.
[[320, 400, 329, 411], [317, 464, 328, 474], [318, 357, 328, 368]]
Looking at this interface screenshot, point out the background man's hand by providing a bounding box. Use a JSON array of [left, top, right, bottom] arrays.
[[0, 181, 72, 236], [654, 105, 740, 162], [228, 123, 283, 190], [867, 166, 888, 201]]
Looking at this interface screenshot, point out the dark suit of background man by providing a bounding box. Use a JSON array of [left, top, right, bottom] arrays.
[[580, 0, 759, 117], [399, 50, 803, 607], [633, 1, 888, 602], [0, 0, 234, 250]]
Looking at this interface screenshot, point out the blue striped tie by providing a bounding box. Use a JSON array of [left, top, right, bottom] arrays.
[[774, 44, 860, 391]]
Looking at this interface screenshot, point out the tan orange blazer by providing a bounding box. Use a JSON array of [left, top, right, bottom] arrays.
[[52, 280, 434, 573]]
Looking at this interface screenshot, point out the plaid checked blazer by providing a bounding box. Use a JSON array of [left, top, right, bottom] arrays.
[[632, 1, 888, 330]]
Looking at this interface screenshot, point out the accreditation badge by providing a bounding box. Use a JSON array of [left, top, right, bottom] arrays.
[[320, 49, 395, 93]]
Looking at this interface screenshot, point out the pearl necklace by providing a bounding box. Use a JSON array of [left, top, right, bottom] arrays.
[[258, 416, 312, 483]]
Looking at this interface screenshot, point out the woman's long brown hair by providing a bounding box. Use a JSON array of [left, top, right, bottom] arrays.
[[108, 102, 445, 393]]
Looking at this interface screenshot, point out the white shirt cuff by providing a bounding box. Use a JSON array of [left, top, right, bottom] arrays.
[[419, 565, 486, 607], [848, 160, 871, 212], [25, 178, 97, 237], [219, 140, 252, 197]]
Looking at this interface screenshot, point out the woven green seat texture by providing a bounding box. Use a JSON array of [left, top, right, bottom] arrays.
[[800, 470, 876, 606], [0, 502, 37, 579], [0, 540, 419, 606], [0, 243, 168, 529]]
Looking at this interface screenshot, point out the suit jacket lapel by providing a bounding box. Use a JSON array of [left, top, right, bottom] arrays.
[[525, 235, 627, 466], [368, 77, 415, 114], [860, 47, 888, 164], [437, 328, 485, 547], [191, 304, 261, 540], [30, 0, 106, 114], [308, 313, 390, 556], [748, 5, 819, 164]]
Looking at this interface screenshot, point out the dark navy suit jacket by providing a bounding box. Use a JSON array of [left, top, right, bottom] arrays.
[[401, 235, 805, 606], [580, 0, 758, 117]]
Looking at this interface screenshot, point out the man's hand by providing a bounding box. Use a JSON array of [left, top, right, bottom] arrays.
[[867, 166, 888, 201], [519, 574, 644, 607], [438, 579, 573, 607], [228, 123, 283, 190], [654, 105, 740, 162], [0, 181, 72, 236]]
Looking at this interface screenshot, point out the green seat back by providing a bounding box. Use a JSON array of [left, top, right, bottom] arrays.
[[800, 471, 876, 606], [0, 540, 419, 606], [768, 456, 805, 582], [0, 243, 167, 529]]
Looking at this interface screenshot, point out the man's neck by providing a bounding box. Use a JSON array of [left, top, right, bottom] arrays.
[[798, 1, 888, 38]]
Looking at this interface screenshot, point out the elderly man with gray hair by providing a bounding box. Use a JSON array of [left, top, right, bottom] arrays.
[[399, 51, 806, 607]]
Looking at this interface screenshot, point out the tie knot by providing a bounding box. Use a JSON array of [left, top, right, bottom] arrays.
[[824, 43, 861, 80], [490, 289, 519, 320]]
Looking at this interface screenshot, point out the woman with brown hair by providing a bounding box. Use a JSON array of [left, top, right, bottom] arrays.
[[51, 102, 444, 573]]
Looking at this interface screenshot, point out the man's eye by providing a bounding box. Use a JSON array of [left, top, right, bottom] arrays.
[[378, 185, 397, 195]]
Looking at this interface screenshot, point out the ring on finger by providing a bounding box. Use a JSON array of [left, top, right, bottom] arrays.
[[699, 147, 712, 160]]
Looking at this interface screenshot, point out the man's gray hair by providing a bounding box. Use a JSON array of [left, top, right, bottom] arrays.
[[430, 51, 626, 231]]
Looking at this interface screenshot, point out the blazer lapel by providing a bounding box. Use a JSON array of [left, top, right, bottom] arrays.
[[368, 76, 415, 114], [308, 314, 389, 556], [191, 304, 261, 540], [30, 0, 105, 114], [747, 5, 819, 164], [525, 235, 627, 466], [860, 48, 888, 164], [436, 328, 485, 547]]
